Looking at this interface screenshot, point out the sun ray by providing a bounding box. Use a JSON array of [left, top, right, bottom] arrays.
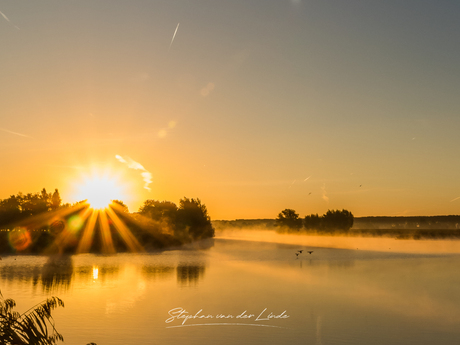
[[77, 208, 99, 254], [99, 210, 115, 254], [52, 206, 93, 254], [5, 203, 87, 254], [106, 206, 144, 252], [10, 203, 86, 235]]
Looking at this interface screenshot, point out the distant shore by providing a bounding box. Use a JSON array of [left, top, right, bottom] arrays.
[[213, 215, 460, 240]]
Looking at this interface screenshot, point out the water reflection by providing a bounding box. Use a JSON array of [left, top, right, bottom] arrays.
[[176, 264, 206, 286], [297, 259, 355, 270], [41, 255, 73, 292], [0, 263, 40, 285], [0, 257, 71, 293], [1, 238, 460, 345], [0, 253, 208, 291], [142, 265, 175, 280], [141, 263, 207, 286]]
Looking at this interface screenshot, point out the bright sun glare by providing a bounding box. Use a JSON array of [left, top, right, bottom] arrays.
[[73, 173, 126, 209]]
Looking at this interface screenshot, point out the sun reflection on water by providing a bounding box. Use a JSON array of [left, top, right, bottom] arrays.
[[93, 266, 99, 280]]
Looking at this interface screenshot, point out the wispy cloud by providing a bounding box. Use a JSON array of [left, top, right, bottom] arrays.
[[200, 82, 215, 97], [321, 183, 329, 202], [115, 155, 152, 191], [0, 128, 32, 138]]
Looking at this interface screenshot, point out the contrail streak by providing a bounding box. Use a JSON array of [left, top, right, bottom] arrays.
[[0, 10, 10, 22], [0, 128, 31, 138], [169, 23, 180, 51], [450, 196, 460, 202], [0, 10, 20, 29]]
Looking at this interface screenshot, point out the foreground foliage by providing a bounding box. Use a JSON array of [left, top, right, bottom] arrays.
[[0, 293, 64, 345]]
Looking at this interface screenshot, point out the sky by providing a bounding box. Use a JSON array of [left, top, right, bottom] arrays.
[[1, 0, 460, 219]]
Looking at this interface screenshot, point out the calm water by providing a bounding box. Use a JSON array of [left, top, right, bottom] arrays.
[[1, 231, 460, 345]]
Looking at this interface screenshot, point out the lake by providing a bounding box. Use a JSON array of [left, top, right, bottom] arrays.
[[1, 230, 460, 345]]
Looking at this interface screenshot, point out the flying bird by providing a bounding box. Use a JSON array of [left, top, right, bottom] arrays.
[[307, 251, 313, 254], [297, 250, 303, 253]]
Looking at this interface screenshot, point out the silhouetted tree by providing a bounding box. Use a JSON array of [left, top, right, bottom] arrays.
[[138, 198, 214, 240], [139, 200, 178, 223], [0, 189, 63, 227], [276, 209, 303, 230], [304, 213, 322, 230], [51, 189, 61, 210], [302, 209, 354, 232], [20, 192, 48, 217], [322, 209, 354, 231], [176, 198, 214, 239], [41, 188, 50, 206], [0, 196, 21, 226], [111, 200, 129, 213]]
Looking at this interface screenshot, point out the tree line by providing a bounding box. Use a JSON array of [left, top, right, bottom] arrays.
[[276, 208, 354, 232], [0, 188, 62, 227], [0, 189, 214, 254], [137, 198, 215, 241]]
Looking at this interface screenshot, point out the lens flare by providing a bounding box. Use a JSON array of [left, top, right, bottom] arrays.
[[50, 220, 66, 235], [68, 215, 84, 233], [8, 228, 32, 252]]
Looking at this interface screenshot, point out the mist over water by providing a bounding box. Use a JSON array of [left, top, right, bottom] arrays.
[[215, 229, 460, 254], [2, 232, 460, 344]]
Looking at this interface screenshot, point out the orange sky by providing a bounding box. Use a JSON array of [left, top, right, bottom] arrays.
[[1, 1, 460, 219]]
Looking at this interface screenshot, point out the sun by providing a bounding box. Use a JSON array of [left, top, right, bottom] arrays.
[[73, 172, 126, 209]]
